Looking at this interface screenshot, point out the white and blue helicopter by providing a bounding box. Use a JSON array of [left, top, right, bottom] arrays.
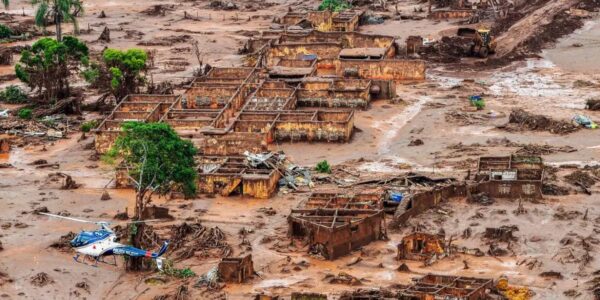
[[40, 213, 169, 270]]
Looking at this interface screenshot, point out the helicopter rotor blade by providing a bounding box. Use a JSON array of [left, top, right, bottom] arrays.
[[38, 212, 105, 224]]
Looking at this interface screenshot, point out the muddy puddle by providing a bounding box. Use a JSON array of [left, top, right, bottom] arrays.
[[544, 17, 600, 73]]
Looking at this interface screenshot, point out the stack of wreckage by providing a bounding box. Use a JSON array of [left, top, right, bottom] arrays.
[[95, 7, 428, 199], [428, 0, 514, 22]]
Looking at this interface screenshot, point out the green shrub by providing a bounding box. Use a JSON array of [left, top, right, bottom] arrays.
[[81, 120, 99, 132], [0, 24, 12, 39], [318, 0, 351, 11], [0, 85, 28, 104], [316, 160, 332, 173], [161, 260, 196, 279], [18, 108, 32, 119]]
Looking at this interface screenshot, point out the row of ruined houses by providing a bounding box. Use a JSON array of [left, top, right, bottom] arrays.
[[94, 9, 427, 199]]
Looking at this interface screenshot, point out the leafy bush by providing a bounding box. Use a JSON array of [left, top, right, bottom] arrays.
[[316, 160, 332, 173], [81, 120, 99, 132], [18, 108, 32, 119], [15, 36, 89, 101], [0, 24, 12, 39], [161, 260, 196, 278], [0, 85, 28, 103], [318, 0, 351, 12]]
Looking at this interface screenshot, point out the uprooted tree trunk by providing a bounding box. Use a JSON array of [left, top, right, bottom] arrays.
[[33, 97, 81, 118]]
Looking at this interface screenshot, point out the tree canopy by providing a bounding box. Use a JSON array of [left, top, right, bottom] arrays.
[[32, 0, 84, 41], [15, 36, 88, 101], [85, 48, 148, 102], [108, 122, 197, 219]]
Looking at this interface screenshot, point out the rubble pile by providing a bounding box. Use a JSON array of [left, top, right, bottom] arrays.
[[322, 272, 362, 285], [515, 144, 576, 156], [141, 4, 175, 16], [587, 99, 600, 111], [49, 232, 77, 252], [244, 151, 312, 190], [30, 272, 54, 287], [564, 170, 597, 194], [169, 222, 232, 260], [505, 109, 579, 134]]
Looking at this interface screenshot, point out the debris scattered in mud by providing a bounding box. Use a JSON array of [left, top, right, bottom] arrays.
[[484, 226, 518, 242], [408, 138, 424, 146], [141, 4, 175, 16], [503, 109, 579, 134], [0, 271, 13, 286], [49, 232, 76, 252], [515, 144, 576, 156], [30, 272, 53, 287], [45, 173, 80, 190], [323, 272, 362, 285], [587, 99, 600, 111], [542, 183, 571, 196], [564, 169, 597, 194], [539, 271, 563, 279], [32, 206, 50, 214], [101, 190, 111, 201], [75, 281, 90, 293], [169, 222, 231, 261]]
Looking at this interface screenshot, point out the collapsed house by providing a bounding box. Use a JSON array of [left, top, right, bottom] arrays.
[[288, 207, 385, 260], [471, 155, 544, 199], [218, 255, 254, 283], [398, 274, 494, 299], [397, 232, 447, 263]]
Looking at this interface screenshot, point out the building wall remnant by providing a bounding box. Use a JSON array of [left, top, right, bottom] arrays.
[[397, 274, 494, 299], [335, 59, 426, 81], [218, 255, 254, 283], [197, 155, 280, 198], [393, 184, 467, 225], [288, 209, 385, 260], [406, 36, 424, 55], [397, 232, 446, 262], [0, 135, 12, 153], [428, 9, 475, 19], [290, 292, 328, 300], [473, 155, 544, 199]]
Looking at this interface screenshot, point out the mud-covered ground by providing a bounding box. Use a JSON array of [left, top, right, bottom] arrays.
[[1, 0, 600, 299]]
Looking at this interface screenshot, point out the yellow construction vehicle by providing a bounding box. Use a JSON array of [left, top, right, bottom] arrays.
[[496, 275, 533, 300], [457, 27, 497, 58]]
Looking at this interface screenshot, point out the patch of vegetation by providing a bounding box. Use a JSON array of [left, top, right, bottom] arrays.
[[316, 160, 332, 174], [86, 48, 148, 102], [318, 0, 351, 12], [80, 120, 99, 132], [0, 24, 12, 39], [15, 36, 89, 102], [18, 108, 32, 119], [0, 85, 28, 104], [110, 122, 197, 219], [161, 260, 196, 279]]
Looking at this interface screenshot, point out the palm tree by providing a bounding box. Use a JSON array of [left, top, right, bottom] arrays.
[[32, 0, 83, 41]]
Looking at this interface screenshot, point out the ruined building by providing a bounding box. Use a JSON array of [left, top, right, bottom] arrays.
[[95, 8, 428, 199], [397, 232, 447, 263], [471, 155, 544, 199], [218, 255, 254, 283]]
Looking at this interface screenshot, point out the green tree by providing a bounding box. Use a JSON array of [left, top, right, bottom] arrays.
[[32, 0, 84, 41], [108, 122, 197, 219], [107, 122, 196, 271], [15, 36, 88, 102], [85, 48, 148, 102]]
